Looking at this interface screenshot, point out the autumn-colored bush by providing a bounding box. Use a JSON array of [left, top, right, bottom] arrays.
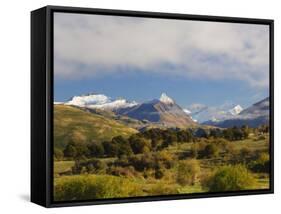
[[177, 159, 200, 186]]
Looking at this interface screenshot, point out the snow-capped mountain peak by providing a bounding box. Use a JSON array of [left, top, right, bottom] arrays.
[[66, 93, 110, 107], [160, 93, 174, 104], [229, 105, 243, 115], [64, 93, 138, 110], [186, 102, 243, 123]]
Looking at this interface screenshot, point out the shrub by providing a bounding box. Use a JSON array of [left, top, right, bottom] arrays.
[[72, 158, 107, 174], [201, 144, 219, 158], [177, 159, 200, 186], [54, 175, 142, 201], [155, 168, 165, 179], [156, 150, 176, 169], [249, 152, 270, 173], [107, 166, 137, 178], [203, 165, 256, 192], [147, 182, 179, 196]]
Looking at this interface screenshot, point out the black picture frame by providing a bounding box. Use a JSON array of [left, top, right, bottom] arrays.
[[31, 5, 274, 208]]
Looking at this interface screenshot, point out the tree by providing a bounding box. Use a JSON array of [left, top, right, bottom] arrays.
[[74, 143, 90, 158], [63, 143, 77, 158], [129, 135, 151, 154], [102, 141, 118, 157], [241, 125, 250, 139], [195, 128, 208, 138], [88, 142, 104, 158], [112, 136, 133, 157], [209, 129, 222, 138], [162, 134, 177, 148]]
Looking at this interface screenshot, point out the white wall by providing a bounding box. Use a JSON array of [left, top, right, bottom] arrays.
[[0, 0, 279, 212]]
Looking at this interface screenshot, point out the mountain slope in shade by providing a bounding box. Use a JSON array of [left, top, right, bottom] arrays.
[[117, 93, 196, 128], [203, 97, 269, 128]]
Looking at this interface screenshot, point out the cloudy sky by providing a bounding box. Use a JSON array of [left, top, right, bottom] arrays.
[[54, 12, 269, 108]]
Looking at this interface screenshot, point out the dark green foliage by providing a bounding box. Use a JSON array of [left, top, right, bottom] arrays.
[[63, 143, 77, 158], [72, 158, 107, 174], [195, 128, 208, 138], [129, 135, 151, 154], [88, 142, 104, 158], [177, 129, 193, 142], [201, 144, 219, 158], [155, 168, 165, 179], [249, 152, 270, 173], [128, 154, 156, 171], [114, 151, 175, 174], [63, 141, 90, 159], [222, 126, 249, 141], [102, 140, 118, 157], [112, 136, 133, 157], [209, 129, 223, 138], [107, 166, 137, 178]]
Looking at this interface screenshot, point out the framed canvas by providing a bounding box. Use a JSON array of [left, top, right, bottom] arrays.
[[31, 5, 274, 207]]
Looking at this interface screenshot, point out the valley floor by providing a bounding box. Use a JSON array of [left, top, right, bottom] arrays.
[[53, 133, 270, 201]]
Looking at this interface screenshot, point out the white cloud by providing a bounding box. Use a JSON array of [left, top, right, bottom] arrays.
[[54, 12, 269, 88]]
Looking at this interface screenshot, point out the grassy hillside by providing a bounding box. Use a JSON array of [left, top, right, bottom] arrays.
[[54, 105, 138, 149]]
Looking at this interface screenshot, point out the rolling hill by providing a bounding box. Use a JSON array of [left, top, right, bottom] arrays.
[[54, 105, 138, 149]]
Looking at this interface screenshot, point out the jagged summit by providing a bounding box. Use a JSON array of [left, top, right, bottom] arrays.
[[229, 105, 243, 115], [159, 93, 174, 104]]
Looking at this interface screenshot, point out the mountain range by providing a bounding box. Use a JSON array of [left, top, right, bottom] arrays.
[[202, 97, 270, 128], [185, 103, 243, 123], [63, 93, 195, 128], [56, 93, 269, 128]]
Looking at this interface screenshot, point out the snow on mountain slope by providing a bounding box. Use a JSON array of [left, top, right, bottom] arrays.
[[66, 93, 110, 106], [186, 103, 243, 123], [88, 99, 138, 110], [64, 93, 138, 110], [203, 97, 269, 128], [159, 93, 174, 104], [183, 109, 191, 114], [239, 97, 269, 118], [117, 93, 196, 127], [229, 105, 243, 115]]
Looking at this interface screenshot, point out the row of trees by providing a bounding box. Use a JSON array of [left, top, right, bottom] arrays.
[[55, 126, 255, 160]]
